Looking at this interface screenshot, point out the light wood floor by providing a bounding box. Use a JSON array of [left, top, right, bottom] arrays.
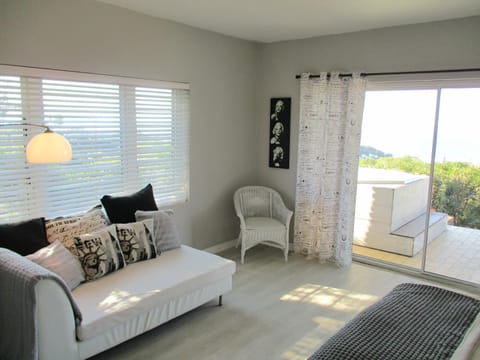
[[91, 245, 478, 360]]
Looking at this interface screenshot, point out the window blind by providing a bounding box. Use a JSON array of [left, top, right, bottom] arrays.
[[0, 66, 190, 222]]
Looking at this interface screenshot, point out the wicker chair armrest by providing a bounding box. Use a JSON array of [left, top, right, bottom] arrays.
[[233, 197, 247, 229], [272, 196, 293, 226]]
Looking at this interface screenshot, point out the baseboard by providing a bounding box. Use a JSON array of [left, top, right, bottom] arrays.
[[204, 239, 237, 254]]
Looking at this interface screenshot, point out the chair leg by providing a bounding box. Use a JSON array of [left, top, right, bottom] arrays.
[[235, 231, 242, 248], [284, 236, 289, 262], [240, 232, 247, 264]]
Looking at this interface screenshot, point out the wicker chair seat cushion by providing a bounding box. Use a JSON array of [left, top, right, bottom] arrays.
[[244, 217, 285, 230]]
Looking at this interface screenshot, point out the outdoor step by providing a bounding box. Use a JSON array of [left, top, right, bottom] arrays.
[[392, 212, 448, 238]]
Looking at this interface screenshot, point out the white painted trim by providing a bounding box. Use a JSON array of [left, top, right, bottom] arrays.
[[366, 72, 480, 91], [0, 64, 190, 90], [204, 239, 237, 254]]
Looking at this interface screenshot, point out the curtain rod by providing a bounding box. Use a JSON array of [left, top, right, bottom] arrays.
[[295, 68, 480, 79]]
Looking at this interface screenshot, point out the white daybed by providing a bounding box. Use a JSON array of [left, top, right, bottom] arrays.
[[4, 245, 235, 359]]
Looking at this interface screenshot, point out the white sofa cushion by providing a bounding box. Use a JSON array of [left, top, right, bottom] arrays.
[[73, 245, 236, 341]]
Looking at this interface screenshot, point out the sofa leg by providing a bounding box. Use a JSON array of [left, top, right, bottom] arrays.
[[218, 295, 223, 306]]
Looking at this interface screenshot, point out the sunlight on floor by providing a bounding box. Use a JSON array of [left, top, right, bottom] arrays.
[[280, 284, 379, 359], [280, 284, 378, 312]]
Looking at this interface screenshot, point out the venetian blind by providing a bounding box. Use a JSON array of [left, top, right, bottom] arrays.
[[0, 65, 190, 222]]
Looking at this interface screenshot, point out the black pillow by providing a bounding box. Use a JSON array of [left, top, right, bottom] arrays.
[[0, 217, 49, 256], [101, 184, 158, 223]]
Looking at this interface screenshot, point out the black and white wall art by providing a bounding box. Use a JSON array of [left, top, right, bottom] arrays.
[[269, 97, 291, 169]]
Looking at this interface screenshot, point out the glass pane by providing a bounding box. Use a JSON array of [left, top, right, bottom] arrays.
[[354, 90, 437, 270], [425, 88, 480, 284]]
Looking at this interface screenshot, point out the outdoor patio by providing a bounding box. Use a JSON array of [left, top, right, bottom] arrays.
[[353, 225, 480, 284]]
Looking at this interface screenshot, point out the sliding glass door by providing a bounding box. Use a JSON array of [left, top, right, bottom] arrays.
[[353, 78, 480, 286], [424, 88, 480, 284], [354, 89, 436, 271]]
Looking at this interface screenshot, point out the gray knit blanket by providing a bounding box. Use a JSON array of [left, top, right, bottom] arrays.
[[309, 283, 480, 360], [0, 248, 82, 360]]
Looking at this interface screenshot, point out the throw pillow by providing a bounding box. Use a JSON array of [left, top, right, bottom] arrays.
[[45, 206, 109, 256], [0, 217, 49, 256], [100, 184, 158, 224], [135, 209, 181, 252], [115, 219, 157, 265], [73, 225, 126, 282], [27, 240, 85, 290]]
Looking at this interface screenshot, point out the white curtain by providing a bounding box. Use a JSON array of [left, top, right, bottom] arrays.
[[294, 72, 366, 267]]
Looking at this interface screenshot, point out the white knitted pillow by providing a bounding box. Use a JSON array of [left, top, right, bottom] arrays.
[[27, 240, 85, 290]]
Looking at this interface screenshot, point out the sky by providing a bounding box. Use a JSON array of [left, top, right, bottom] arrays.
[[361, 88, 480, 165]]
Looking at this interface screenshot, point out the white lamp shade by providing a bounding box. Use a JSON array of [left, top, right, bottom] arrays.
[[26, 131, 72, 163]]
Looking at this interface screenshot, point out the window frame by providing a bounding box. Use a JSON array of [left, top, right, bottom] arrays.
[[0, 64, 190, 222], [366, 71, 480, 91]]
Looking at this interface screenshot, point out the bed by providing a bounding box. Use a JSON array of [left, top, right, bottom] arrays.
[[309, 283, 480, 360]]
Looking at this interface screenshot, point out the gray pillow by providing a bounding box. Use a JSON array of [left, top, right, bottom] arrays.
[[135, 210, 181, 252], [27, 240, 85, 290]]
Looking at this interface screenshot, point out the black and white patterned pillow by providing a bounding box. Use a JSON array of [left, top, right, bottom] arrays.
[[45, 206, 109, 256], [115, 219, 157, 265], [73, 225, 126, 281]]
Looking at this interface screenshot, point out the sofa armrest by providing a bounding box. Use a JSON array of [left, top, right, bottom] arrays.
[[35, 279, 79, 360]]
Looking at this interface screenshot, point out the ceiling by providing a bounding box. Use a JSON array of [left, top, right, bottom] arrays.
[[97, 0, 480, 43]]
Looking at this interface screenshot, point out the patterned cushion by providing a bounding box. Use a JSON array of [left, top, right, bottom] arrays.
[[101, 184, 158, 224], [45, 206, 109, 256], [115, 219, 157, 264], [27, 240, 85, 290], [135, 210, 181, 252], [73, 225, 126, 281]]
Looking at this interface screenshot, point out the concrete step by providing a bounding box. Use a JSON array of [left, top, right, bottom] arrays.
[[392, 212, 448, 238], [354, 212, 448, 257]]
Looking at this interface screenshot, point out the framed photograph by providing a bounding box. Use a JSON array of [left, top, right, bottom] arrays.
[[269, 97, 291, 169]]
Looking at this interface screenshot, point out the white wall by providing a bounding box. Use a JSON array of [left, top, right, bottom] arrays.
[[255, 16, 480, 212], [0, 0, 259, 249], [1, 1, 479, 249]]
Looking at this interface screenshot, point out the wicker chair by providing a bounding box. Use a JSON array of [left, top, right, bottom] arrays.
[[234, 186, 293, 264]]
